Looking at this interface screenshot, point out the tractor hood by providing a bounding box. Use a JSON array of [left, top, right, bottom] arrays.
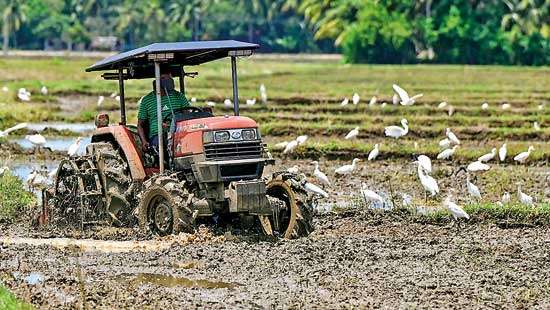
[[178, 116, 258, 131]]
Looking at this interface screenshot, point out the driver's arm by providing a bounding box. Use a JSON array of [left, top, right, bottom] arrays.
[[138, 119, 149, 150]]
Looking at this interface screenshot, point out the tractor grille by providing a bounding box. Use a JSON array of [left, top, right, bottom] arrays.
[[204, 140, 262, 161]]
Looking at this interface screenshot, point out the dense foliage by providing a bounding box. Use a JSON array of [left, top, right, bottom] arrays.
[[0, 171, 34, 223], [0, 0, 548, 64]]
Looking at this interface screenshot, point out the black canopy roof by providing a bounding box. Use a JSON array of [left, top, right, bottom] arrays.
[[86, 40, 259, 79]]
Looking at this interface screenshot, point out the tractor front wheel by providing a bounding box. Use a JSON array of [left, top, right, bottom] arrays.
[[138, 175, 194, 236]]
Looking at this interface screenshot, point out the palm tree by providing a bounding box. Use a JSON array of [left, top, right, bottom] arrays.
[[169, 0, 208, 40], [2, 0, 27, 55]]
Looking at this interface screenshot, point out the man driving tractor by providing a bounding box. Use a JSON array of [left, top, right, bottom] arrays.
[[137, 66, 190, 152]]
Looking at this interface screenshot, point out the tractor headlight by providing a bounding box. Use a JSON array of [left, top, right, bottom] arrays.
[[214, 130, 230, 142], [242, 129, 257, 140], [203, 131, 214, 144]]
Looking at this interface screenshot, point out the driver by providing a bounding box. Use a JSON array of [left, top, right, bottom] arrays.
[[137, 67, 190, 152]]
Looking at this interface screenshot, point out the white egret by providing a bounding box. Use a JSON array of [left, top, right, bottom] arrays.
[[283, 140, 299, 154], [415, 161, 439, 198], [447, 105, 455, 117], [341, 97, 349, 106], [115, 95, 120, 102], [444, 196, 470, 221], [296, 135, 308, 145], [335, 158, 360, 175], [110, 92, 117, 98], [438, 101, 448, 109], [499, 143, 507, 162], [97, 95, 105, 106], [223, 99, 232, 107], [381, 102, 387, 108], [414, 141, 419, 149], [501, 103, 511, 110], [207, 101, 216, 107], [67, 137, 83, 156], [360, 182, 383, 203], [478, 148, 496, 162], [392, 84, 423, 106], [517, 186, 533, 206], [417, 155, 432, 173], [481, 102, 489, 110], [352, 93, 360, 105], [538, 104, 544, 110], [246, 98, 256, 106], [287, 165, 299, 174], [1, 86, 8, 92], [40, 86, 48, 95], [0, 122, 27, 138], [274, 141, 289, 149], [439, 138, 451, 148], [501, 192, 510, 204], [384, 119, 408, 138], [369, 96, 377, 106], [311, 161, 331, 187], [392, 94, 399, 105], [368, 144, 380, 161], [345, 127, 359, 140], [190, 97, 197, 103], [446, 128, 460, 145], [533, 122, 540, 131], [437, 145, 458, 160], [402, 193, 413, 207], [17, 88, 31, 101], [304, 182, 329, 198], [467, 161, 490, 172], [260, 84, 267, 104], [25, 134, 46, 148], [466, 175, 482, 200], [513, 146, 534, 163]]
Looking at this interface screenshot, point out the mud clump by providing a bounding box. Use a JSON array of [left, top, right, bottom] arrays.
[[1, 210, 549, 308]]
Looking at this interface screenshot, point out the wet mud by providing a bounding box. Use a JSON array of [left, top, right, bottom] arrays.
[[1, 211, 549, 308]]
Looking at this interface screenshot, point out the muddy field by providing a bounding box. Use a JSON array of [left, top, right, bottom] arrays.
[[1, 210, 549, 308]]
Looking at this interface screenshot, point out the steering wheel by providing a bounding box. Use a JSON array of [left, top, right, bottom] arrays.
[[163, 106, 204, 122]]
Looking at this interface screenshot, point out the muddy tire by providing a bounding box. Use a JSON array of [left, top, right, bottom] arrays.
[[265, 174, 315, 239], [138, 175, 194, 236], [87, 142, 134, 226]]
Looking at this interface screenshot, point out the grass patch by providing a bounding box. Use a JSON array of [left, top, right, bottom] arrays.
[[0, 285, 32, 310], [0, 172, 35, 223]]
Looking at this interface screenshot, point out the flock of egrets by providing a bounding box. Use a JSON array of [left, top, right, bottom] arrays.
[[275, 84, 543, 221]]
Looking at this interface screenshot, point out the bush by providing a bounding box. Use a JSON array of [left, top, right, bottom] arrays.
[[0, 172, 35, 223], [0, 285, 32, 310]]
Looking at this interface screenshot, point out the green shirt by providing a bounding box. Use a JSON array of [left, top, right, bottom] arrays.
[[138, 90, 190, 139]]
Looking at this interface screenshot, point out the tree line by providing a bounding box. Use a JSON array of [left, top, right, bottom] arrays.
[[1, 0, 548, 65]]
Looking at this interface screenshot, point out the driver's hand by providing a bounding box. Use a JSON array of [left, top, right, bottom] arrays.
[[162, 122, 168, 129], [142, 141, 150, 151]]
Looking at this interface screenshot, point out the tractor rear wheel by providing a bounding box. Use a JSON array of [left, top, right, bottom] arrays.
[[264, 174, 314, 239], [138, 175, 195, 236]]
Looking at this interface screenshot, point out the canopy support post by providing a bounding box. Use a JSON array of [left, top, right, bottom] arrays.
[[179, 66, 185, 93], [231, 56, 239, 116], [154, 62, 164, 173], [118, 68, 126, 125]]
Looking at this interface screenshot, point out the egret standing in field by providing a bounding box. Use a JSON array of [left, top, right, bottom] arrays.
[[283, 140, 299, 154], [287, 165, 299, 174], [25, 134, 47, 152], [190, 97, 197, 104], [514, 146, 534, 164], [446, 128, 460, 145], [385, 119, 408, 138], [352, 93, 360, 105], [17, 88, 31, 101], [40, 86, 48, 96], [335, 158, 360, 175], [311, 161, 331, 187], [478, 148, 496, 162], [368, 144, 380, 161], [345, 127, 359, 140], [303, 181, 329, 198], [223, 99, 231, 107], [447, 105, 455, 117], [392, 94, 399, 105], [466, 174, 482, 200], [415, 161, 439, 199], [499, 143, 507, 162], [97, 95, 105, 106], [501, 103, 511, 110], [501, 191, 511, 204], [341, 97, 349, 106], [467, 161, 490, 172], [274, 141, 289, 149], [207, 101, 216, 107], [438, 101, 448, 109], [481, 102, 489, 110], [533, 122, 541, 131], [369, 96, 377, 106], [444, 195, 470, 223], [360, 182, 383, 204], [439, 138, 451, 148], [296, 135, 308, 145], [392, 84, 423, 106], [517, 185, 533, 206], [260, 84, 267, 104], [437, 145, 458, 160], [0, 123, 27, 138], [1, 86, 8, 92], [417, 155, 432, 174], [67, 137, 83, 156], [246, 98, 256, 106]]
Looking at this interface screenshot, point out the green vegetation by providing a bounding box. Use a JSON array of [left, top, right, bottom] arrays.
[[0, 285, 32, 310], [0, 171, 34, 223], [1, 0, 548, 64]]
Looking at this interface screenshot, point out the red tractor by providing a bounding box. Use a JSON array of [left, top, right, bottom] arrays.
[[42, 40, 317, 238]]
